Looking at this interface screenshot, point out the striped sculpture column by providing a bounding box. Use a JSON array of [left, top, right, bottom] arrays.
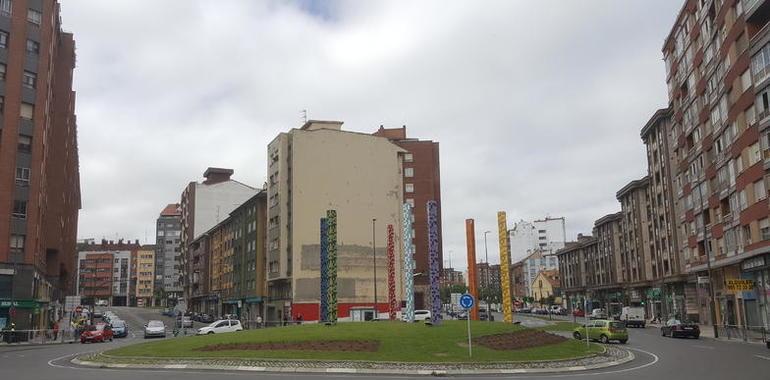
[[497, 211, 513, 323], [319, 218, 329, 323], [427, 201, 441, 325], [402, 203, 415, 322], [387, 224, 397, 320], [327, 210, 338, 323]]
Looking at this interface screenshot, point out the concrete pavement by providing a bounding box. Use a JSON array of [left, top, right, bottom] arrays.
[[0, 307, 768, 379]]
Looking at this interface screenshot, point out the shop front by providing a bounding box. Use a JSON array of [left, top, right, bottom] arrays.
[[740, 254, 770, 329]]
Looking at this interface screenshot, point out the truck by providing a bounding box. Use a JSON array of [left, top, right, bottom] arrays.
[[620, 306, 646, 328]]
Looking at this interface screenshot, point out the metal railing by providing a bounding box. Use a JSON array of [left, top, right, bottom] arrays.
[[716, 324, 767, 343], [0, 328, 79, 345]]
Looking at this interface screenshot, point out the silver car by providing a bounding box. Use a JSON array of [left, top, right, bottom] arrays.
[[144, 320, 166, 339]]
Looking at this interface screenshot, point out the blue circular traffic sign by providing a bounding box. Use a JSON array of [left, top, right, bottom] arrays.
[[459, 294, 474, 309]]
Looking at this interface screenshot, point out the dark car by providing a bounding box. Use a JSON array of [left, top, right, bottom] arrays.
[[661, 318, 700, 338], [199, 313, 215, 323], [92, 311, 103, 319], [478, 309, 494, 321], [517, 308, 532, 313], [80, 323, 113, 343]]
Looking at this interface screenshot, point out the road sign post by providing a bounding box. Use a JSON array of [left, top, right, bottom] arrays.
[[459, 294, 475, 358]]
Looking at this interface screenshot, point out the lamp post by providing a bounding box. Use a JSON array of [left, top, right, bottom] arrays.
[[696, 183, 719, 338], [483, 230, 491, 322], [372, 218, 377, 317]]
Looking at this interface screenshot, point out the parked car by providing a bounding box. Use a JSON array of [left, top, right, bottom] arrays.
[[197, 319, 243, 335], [110, 319, 128, 338], [516, 307, 532, 313], [143, 320, 166, 339], [620, 306, 646, 328], [550, 305, 564, 315], [412, 310, 432, 321], [176, 315, 193, 328], [572, 309, 585, 317], [92, 311, 104, 319], [590, 308, 607, 319], [661, 318, 700, 339], [455, 311, 468, 320], [478, 309, 495, 321], [572, 319, 628, 344], [199, 313, 216, 323], [96, 299, 108, 306], [80, 323, 113, 344]]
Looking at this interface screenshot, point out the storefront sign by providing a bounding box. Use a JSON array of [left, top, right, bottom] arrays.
[[0, 299, 39, 309], [726, 279, 754, 292], [697, 276, 710, 284], [741, 256, 767, 271]]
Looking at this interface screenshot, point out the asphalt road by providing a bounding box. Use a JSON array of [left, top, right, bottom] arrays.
[[0, 307, 768, 379]]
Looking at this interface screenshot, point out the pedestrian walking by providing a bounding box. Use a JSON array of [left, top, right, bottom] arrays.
[[52, 320, 59, 341]]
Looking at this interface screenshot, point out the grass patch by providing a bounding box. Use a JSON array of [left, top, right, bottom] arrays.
[[107, 321, 601, 363]]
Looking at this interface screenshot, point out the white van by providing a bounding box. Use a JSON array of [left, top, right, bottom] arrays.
[[620, 306, 646, 328]]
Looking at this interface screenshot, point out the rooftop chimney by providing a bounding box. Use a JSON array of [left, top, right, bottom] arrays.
[[203, 167, 234, 185]]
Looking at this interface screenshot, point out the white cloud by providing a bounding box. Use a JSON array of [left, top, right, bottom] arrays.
[[60, 0, 680, 270]]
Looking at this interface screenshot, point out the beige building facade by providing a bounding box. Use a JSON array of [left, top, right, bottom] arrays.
[[266, 120, 406, 322], [135, 250, 155, 305]]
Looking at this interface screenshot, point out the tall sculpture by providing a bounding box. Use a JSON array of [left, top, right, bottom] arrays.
[[402, 203, 415, 322], [387, 224, 397, 320], [465, 219, 479, 321], [427, 201, 441, 325], [327, 210, 338, 323], [497, 211, 513, 323], [319, 217, 329, 322]]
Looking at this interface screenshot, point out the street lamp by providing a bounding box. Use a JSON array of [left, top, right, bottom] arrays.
[[483, 230, 491, 322]]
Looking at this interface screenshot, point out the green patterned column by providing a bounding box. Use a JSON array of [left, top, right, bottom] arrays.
[[327, 210, 338, 323]]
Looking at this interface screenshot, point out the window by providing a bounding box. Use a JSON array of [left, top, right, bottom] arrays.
[[27, 9, 41, 25], [752, 42, 770, 85], [405, 183, 414, 193], [22, 71, 36, 89], [0, 30, 7, 49], [750, 142, 761, 166], [0, 0, 10, 17], [26, 39, 39, 55], [12, 200, 26, 218], [0, 63, 5, 80], [17, 135, 31, 153], [15, 167, 29, 185], [404, 167, 414, 177], [406, 198, 415, 207], [755, 180, 767, 201], [10, 234, 25, 253], [739, 190, 748, 211], [20, 103, 33, 120], [761, 218, 770, 241], [404, 153, 413, 162]]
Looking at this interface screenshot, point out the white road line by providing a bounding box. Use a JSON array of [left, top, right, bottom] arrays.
[[754, 354, 770, 361]]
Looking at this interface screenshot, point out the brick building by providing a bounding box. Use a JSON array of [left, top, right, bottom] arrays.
[[0, 0, 80, 331]]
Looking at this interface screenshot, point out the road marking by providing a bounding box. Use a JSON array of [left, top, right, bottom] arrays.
[[754, 354, 770, 361], [692, 345, 715, 350]]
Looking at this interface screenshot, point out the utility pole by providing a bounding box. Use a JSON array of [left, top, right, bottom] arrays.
[[697, 184, 719, 338], [373, 218, 377, 318], [483, 230, 491, 322]]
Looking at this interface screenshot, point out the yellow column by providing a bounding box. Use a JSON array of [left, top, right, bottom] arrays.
[[497, 211, 513, 323]]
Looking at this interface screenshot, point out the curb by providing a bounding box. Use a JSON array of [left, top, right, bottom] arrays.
[[70, 350, 635, 375]]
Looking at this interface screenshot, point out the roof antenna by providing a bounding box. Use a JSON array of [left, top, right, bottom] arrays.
[[301, 109, 307, 124]]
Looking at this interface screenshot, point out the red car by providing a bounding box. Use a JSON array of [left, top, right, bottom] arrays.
[[80, 323, 113, 343], [572, 309, 585, 317]]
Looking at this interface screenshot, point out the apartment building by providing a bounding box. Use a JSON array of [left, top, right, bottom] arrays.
[[557, 236, 596, 310], [617, 177, 657, 312], [76, 240, 140, 306], [180, 168, 257, 309], [476, 262, 501, 293], [441, 268, 465, 287], [135, 248, 155, 307], [664, 0, 770, 327], [520, 250, 559, 298], [266, 120, 406, 322], [508, 217, 567, 263], [372, 126, 442, 309], [0, 0, 80, 331], [155, 204, 182, 306]]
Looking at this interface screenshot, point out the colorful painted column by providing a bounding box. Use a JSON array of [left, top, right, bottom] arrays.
[[427, 201, 441, 325], [497, 211, 513, 323], [327, 210, 338, 323], [387, 224, 397, 320], [465, 219, 479, 321], [402, 203, 415, 322], [319, 217, 329, 322]]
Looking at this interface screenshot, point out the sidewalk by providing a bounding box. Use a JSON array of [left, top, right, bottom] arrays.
[[645, 322, 767, 346]]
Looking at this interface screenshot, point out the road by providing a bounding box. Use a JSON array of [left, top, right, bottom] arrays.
[[0, 307, 768, 379]]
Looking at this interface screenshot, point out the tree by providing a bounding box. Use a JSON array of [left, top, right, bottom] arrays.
[[440, 284, 469, 304]]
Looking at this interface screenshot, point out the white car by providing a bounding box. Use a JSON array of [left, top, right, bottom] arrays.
[[413, 310, 431, 321], [144, 320, 166, 339], [197, 319, 243, 335]]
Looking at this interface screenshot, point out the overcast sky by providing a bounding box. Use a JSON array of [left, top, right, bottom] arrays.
[[61, 0, 682, 271]]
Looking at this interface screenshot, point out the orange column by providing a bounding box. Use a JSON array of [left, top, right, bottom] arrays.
[[465, 219, 479, 320]]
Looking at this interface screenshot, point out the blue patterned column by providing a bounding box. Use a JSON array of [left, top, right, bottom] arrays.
[[327, 210, 338, 323], [402, 203, 415, 322], [319, 218, 328, 322], [427, 201, 441, 325]]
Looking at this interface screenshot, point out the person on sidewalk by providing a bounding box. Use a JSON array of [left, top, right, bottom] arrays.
[[52, 320, 59, 341]]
